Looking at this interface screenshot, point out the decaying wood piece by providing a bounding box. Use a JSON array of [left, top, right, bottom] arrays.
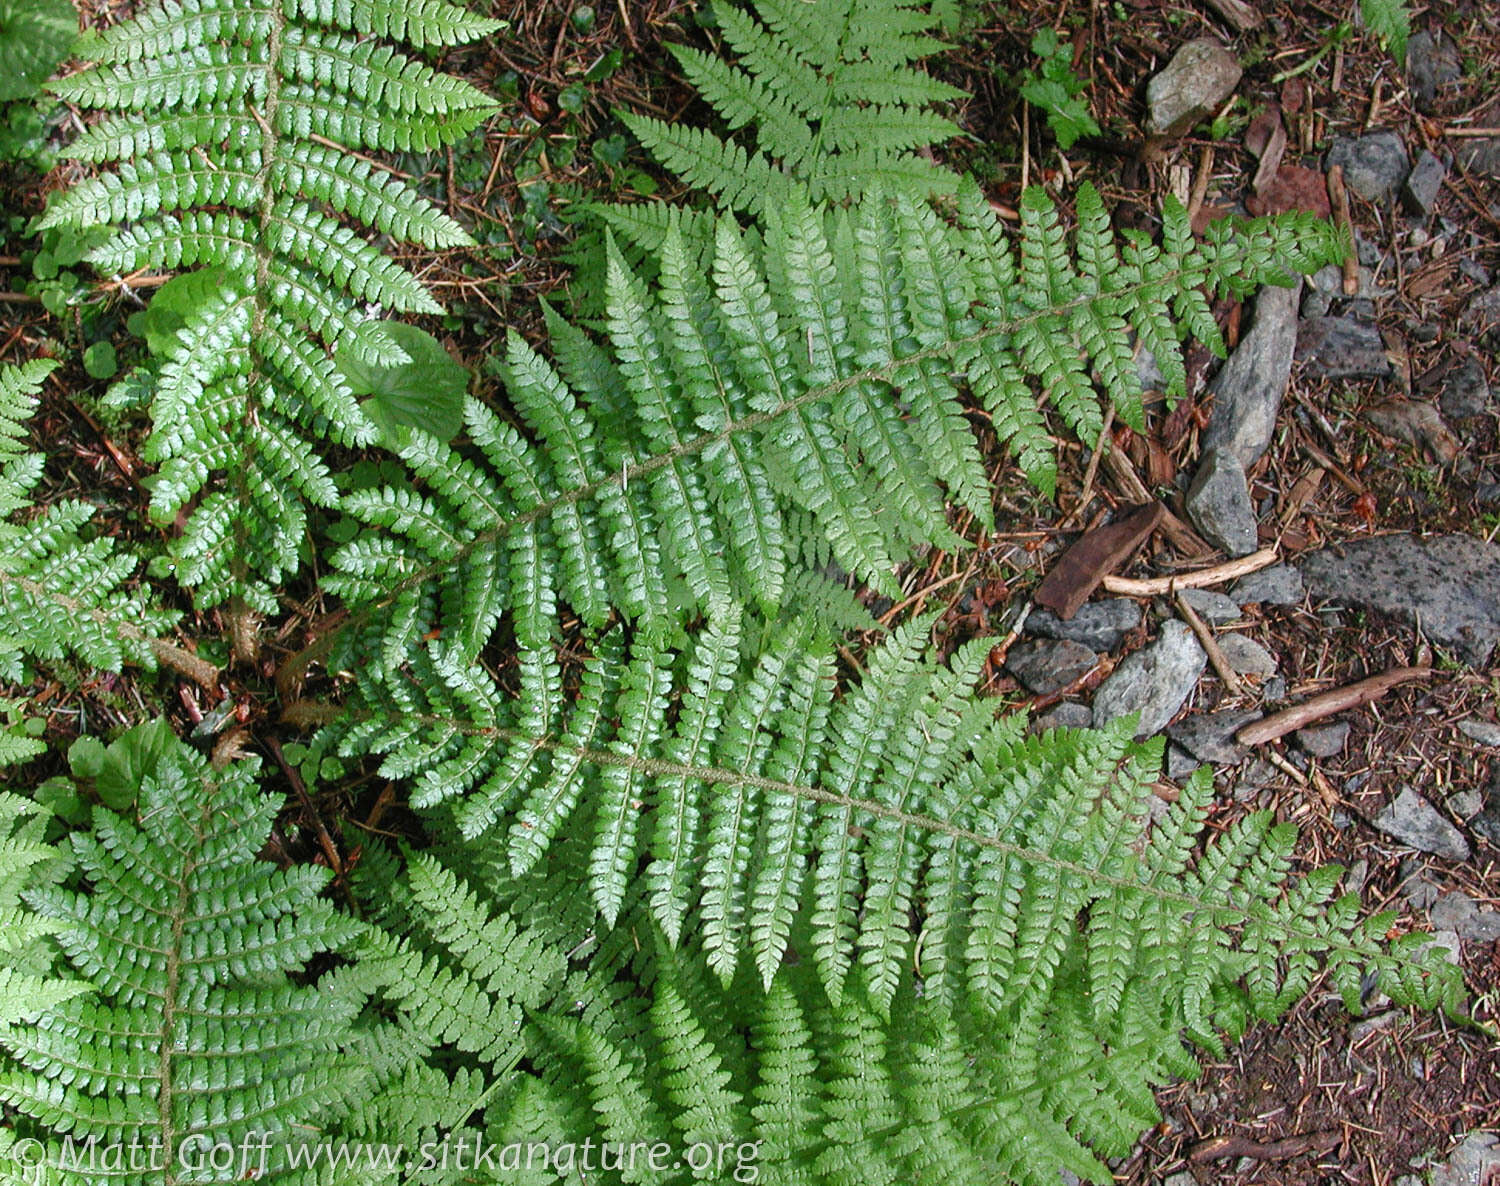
[[1191, 1130, 1341, 1163], [1034, 503, 1165, 619], [1200, 0, 1264, 33], [1102, 547, 1278, 596], [1236, 666, 1434, 746]]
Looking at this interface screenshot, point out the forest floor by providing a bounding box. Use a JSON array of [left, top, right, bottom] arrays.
[[3, 1, 1500, 1183]]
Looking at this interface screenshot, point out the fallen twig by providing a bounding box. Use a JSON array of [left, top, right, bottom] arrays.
[[1174, 588, 1245, 698], [1235, 666, 1434, 747], [1102, 548, 1277, 596], [1327, 163, 1359, 296], [1191, 1130, 1341, 1163]]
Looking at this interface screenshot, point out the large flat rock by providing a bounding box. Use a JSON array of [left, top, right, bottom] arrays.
[[1300, 533, 1500, 666]]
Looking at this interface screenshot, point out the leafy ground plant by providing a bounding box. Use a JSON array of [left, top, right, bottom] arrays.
[[0, 0, 1477, 1183]]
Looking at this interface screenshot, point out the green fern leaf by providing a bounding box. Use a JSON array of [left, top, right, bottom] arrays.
[[43, 0, 500, 613]]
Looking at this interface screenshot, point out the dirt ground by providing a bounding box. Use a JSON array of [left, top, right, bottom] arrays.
[[3, 1, 1499, 1183]]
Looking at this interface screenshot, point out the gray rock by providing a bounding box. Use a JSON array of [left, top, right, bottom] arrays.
[[1464, 286, 1500, 335], [1217, 633, 1278, 676], [1186, 448, 1257, 557], [1296, 720, 1349, 758], [1166, 743, 1201, 780], [1474, 770, 1500, 848], [1349, 1009, 1401, 1041], [1345, 857, 1368, 893], [1167, 708, 1260, 765], [1146, 39, 1242, 137], [1092, 620, 1207, 737], [1300, 533, 1500, 666], [1407, 31, 1462, 113], [1261, 674, 1287, 702], [1233, 757, 1277, 801], [1006, 638, 1098, 695], [1163, 1174, 1197, 1186], [1024, 599, 1142, 652], [1370, 787, 1470, 861], [1428, 1132, 1500, 1186], [1462, 912, 1500, 943], [1401, 149, 1447, 217], [1400, 861, 1442, 910], [1178, 588, 1241, 624], [1231, 563, 1304, 606], [1308, 261, 1390, 303], [1419, 929, 1462, 967], [1458, 718, 1500, 747], [1439, 357, 1490, 421], [1031, 701, 1095, 733], [1326, 131, 1410, 204], [1457, 138, 1500, 180], [1202, 282, 1302, 469], [1429, 891, 1477, 931], [1448, 789, 1483, 820], [1295, 316, 1392, 378]]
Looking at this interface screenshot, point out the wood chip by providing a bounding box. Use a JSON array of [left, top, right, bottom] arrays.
[[1034, 503, 1165, 619]]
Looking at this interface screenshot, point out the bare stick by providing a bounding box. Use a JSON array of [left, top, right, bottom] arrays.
[[1236, 666, 1434, 747], [1174, 588, 1245, 698], [1102, 548, 1278, 596], [1327, 164, 1359, 297]]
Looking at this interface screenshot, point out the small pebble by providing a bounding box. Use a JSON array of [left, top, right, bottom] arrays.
[[1458, 718, 1500, 747], [1178, 587, 1241, 623], [1216, 633, 1278, 677], [1296, 721, 1350, 758]]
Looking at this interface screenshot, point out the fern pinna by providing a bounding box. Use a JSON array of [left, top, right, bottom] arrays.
[[0, 726, 367, 1185], [620, 0, 966, 219], [40, 0, 499, 613], [0, 359, 175, 680], [330, 810, 1459, 1186], [303, 183, 1340, 683]]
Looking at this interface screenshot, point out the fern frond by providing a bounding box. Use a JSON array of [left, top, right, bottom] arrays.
[[0, 728, 368, 1182], [0, 788, 86, 1026], [312, 184, 1337, 674], [341, 829, 1461, 1186], [0, 360, 174, 680], [316, 602, 1463, 1031], [617, 0, 964, 216], [44, 0, 499, 612]]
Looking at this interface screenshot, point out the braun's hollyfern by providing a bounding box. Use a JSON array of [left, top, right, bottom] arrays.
[[0, 783, 86, 1027], [0, 0, 75, 103], [308, 184, 1339, 678], [41, 0, 499, 612], [314, 606, 1463, 1023], [619, 0, 966, 221], [332, 826, 1459, 1186], [0, 727, 368, 1184], [0, 359, 174, 679]]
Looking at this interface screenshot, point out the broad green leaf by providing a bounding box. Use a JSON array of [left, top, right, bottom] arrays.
[[336, 322, 468, 445]]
